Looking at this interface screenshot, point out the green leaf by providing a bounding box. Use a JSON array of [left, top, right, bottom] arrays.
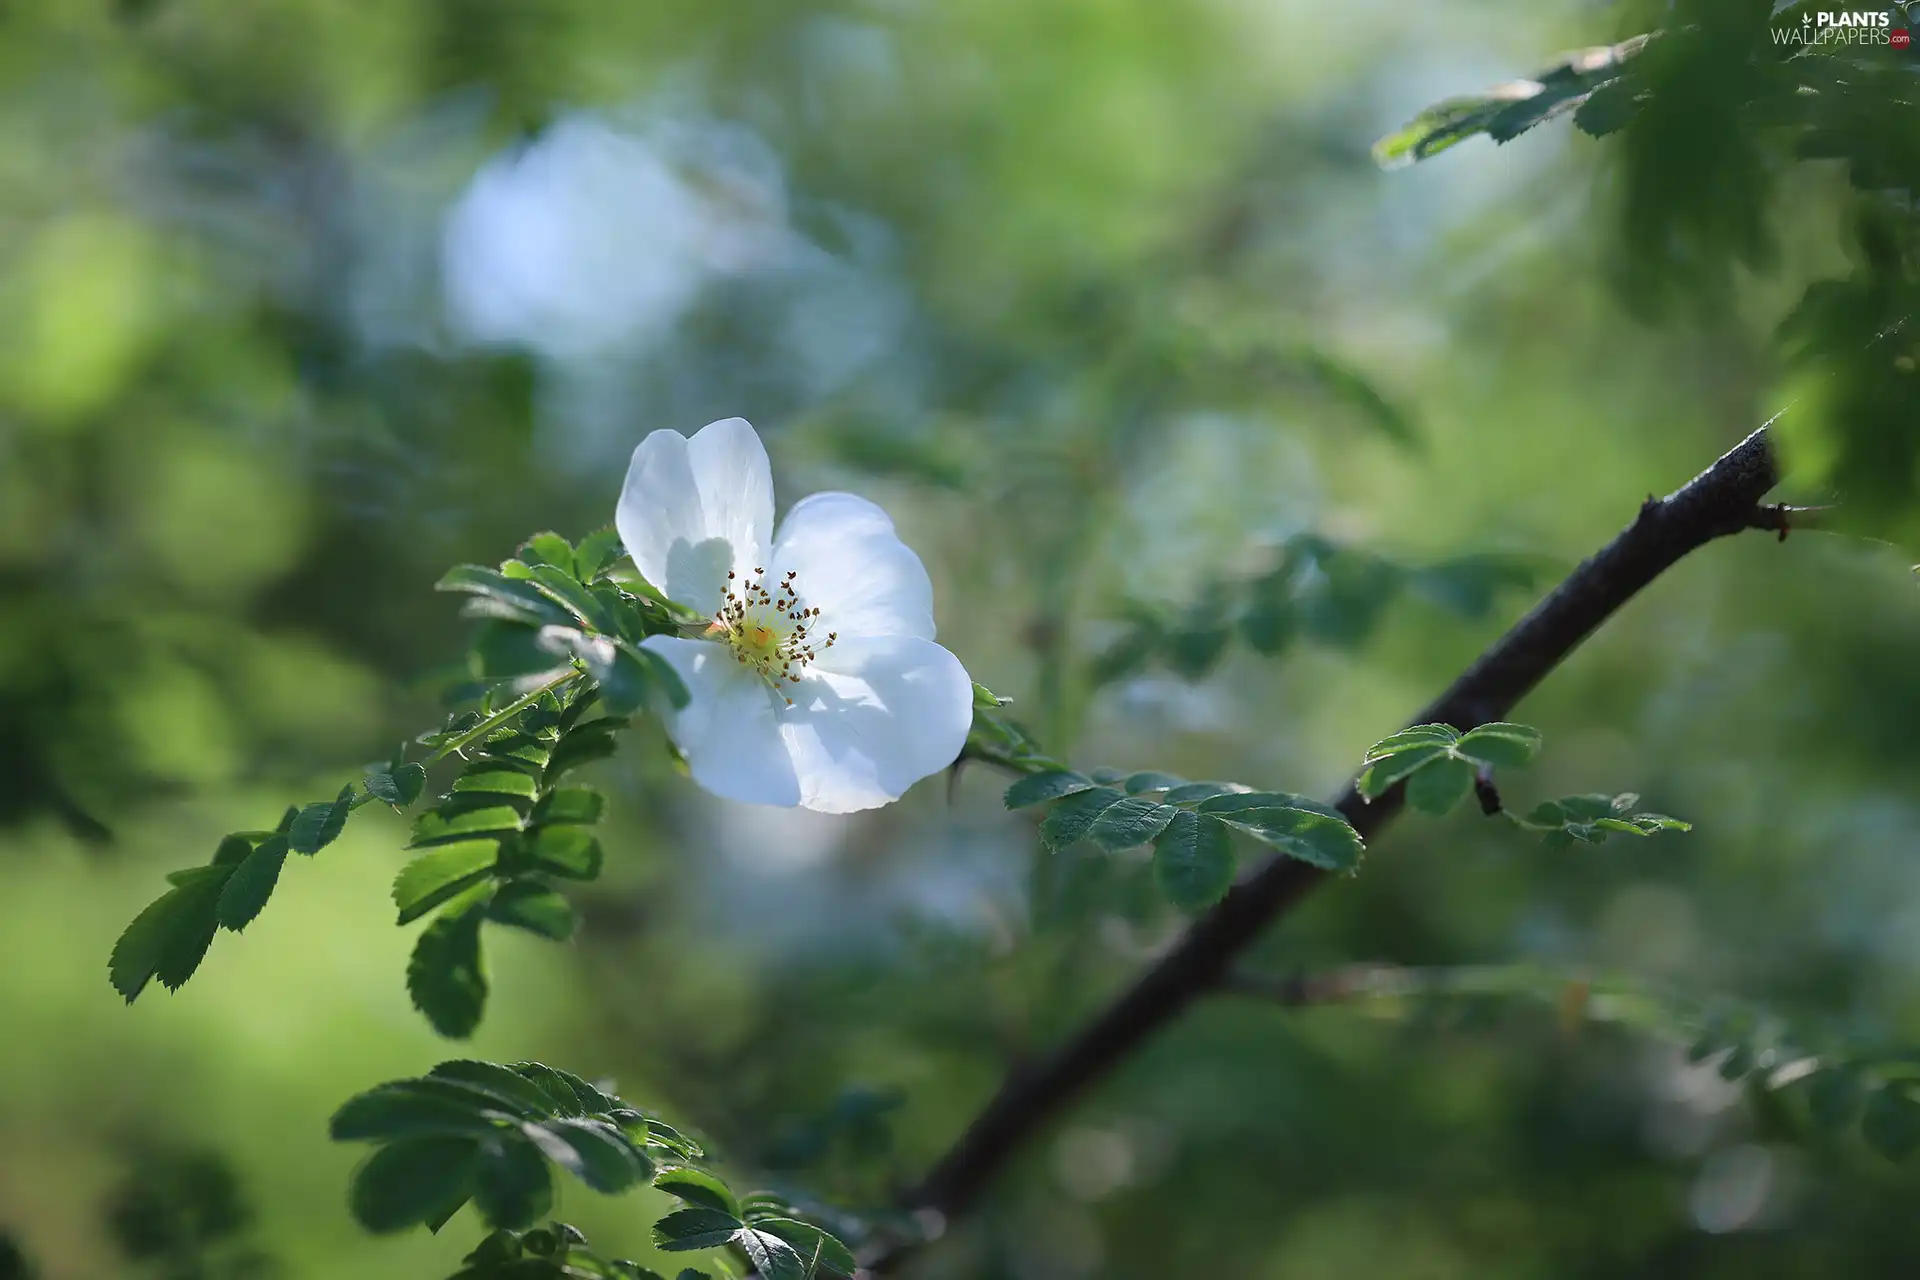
[[1371, 36, 1647, 169], [290, 784, 356, 854], [1453, 722, 1543, 769], [488, 882, 576, 941], [653, 1208, 745, 1252], [1152, 811, 1236, 909], [751, 1220, 856, 1279], [512, 1063, 595, 1117], [971, 681, 1010, 710], [544, 722, 623, 783], [1122, 771, 1186, 795], [215, 835, 290, 931], [454, 770, 542, 804], [395, 842, 503, 925], [1222, 807, 1363, 872], [531, 787, 605, 827], [475, 732, 552, 769], [1038, 787, 1126, 851], [347, 1135, 479, 1234], [748, 1220, 856, 1280], [527, 826, 603, 880], [437, 565, 573, 628], [1195, 791, 1347, 823], [574, 528, 625, 582], [211, 833, 254, 866], [528, 564, 619, 634], [736, 1229, 808, 1280], [410, 904, 490, 1040], [653, 1168, 739, 1216], [473, 1134, 554, 1230], [1862, 1087, 1920, 1160], [429, 1060, 563, 1117], [1004, 770, 1094, 809], [411, 805, 523, 847], [523, 1118, 651, 1192], [367, 762, 429, 808], [522, 532, 577, 580], [1163, 782, 1248, 804], [1085, 796, 1178, 852], [330, 1081, 509, 1142], [1405, 756, 1475, 816], [1356, 743, 1450, 799], [1364, 724, 1460, 754], [109, 865, 230, 1001]]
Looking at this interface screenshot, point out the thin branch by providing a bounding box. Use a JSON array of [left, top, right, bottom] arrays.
[[884, 424, 1784, 1255]]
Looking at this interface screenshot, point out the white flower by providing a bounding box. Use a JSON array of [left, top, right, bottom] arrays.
[[615, 417, 974, 813]]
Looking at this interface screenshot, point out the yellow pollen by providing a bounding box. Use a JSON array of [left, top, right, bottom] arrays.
[[710, 564, 838, 691]]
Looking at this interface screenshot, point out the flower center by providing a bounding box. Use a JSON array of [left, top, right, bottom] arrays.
[[709, 566, 837, 705]]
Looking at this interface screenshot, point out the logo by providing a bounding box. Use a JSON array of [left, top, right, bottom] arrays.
[[1774, 6, 1909, 45]]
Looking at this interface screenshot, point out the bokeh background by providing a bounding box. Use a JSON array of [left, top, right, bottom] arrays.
[[3, 0, 1919, 1276]]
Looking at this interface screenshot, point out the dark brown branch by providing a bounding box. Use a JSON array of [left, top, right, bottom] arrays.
[[890, 424, 1782, 1247]]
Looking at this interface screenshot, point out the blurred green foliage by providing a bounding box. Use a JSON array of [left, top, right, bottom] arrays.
[[5, 0, 1920, 1277]]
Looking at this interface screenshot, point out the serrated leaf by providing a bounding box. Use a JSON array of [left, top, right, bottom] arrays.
[[348, 1135, 479, 1234], [1364, 725, 1460, 755], [513, 1063, 593, 1116], [429, 1060, 561, 1117], [531, 787, 605, 827], [1863, 1087, 1920, 1160], [473, 1133, 554, 1230], [654, 1168, 739, 1216], [737, 1229, 808, 1280], [211, 833, 253, 867], [1039, 787, 1126, 851], [215, 835, 290, 931], [1122, 771, 1186, 795], [1356, 743, 1451, 799], [528, 564, 618, 634], [1164, 781, 1249, 804], [1152, 811, 1236, 909], [454, 770, 542, 803], [330, 1081, 509, 1142], [395, 842, 503, 925], [290, 784, 356, 854], [109, 865, 230, 1001], [438, 565, 573, 628], [527, 826, 603, 880], [1004, 770, 1095, 810], [1195, 791, 1347, 823], [545, 722, 623, 783], [751, 1220, 856, 1279], [653, 1208, 744, 1252], [409, 905, 490, 1039], [1453, 722, 1542, 769], [523, 532, 577, 580], [1222, 807, 1363, 872], [1086, 796, 1178, 852], [488, 882, 575, 940], [367, 762, 429, 808], [575, 528, 625, 582], [411, 806, 522, 847], [1405, 756, 1475, 815], [523, 1117, 651, 1192]]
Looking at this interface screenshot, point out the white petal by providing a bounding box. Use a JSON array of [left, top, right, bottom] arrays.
[[616, 417, 775, 616], [772, 492, 936, 641], [778, 635, 973, 813], [640, 636, 801, 808]]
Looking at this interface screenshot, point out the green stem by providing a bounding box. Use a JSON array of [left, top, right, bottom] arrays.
[[426, 671, 583, 765]]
